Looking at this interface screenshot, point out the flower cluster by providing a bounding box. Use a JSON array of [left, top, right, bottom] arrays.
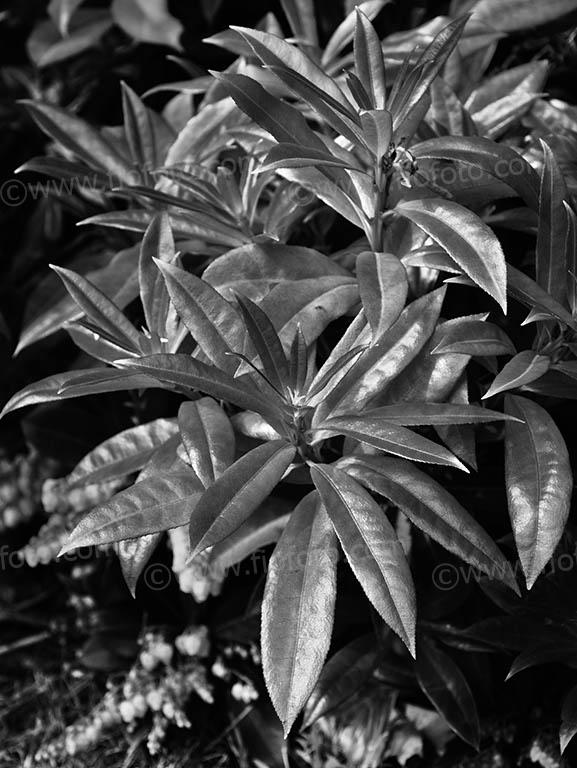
[[0, 451, 58, 532], [212, 641, 260, 704], [168, 527, 226, 602], [19, 477, 122, 567]]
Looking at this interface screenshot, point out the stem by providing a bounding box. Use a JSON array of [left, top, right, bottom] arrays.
[[370, 163, 391, 252]]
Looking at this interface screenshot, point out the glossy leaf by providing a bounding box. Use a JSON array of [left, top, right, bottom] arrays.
[[311, 416, 467, 471], [139, 213, 174, 339], [115, 354, 286, 429], [473, 0, 577, 32], [310, 463, 416, 654], [432, 320, 516, 356], [188, 441, 296, 557], [482, 351, 550, 399], [416, 635, 480, 748], [262, 493, 338, 735], [68, 418, 178, 486], [60, 470, 204, 552], [354, 10, 386, 110], [342, 456, 518, 592], [356, 251, 408, 340], [155, 260, 242, 373], [303, 635, 377, 727], [504, 395, 573, 588], [507, 264, 576, 329], [236, 295, 290, 394], [396, 199, 507, 311], [178, 398, 235, 487], [322, 0, 387, 65]]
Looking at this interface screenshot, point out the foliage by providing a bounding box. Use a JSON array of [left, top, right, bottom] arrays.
[[3, 0, 577, 764]]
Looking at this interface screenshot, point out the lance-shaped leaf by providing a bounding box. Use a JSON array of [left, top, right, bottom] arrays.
[[314, 287, 446, 421], [259, 143, 363, 173], [178, 398, 235, 488], [116, 355, 285, 429], [536, 140, 570, 305], [188, 441, 296, 557], [432, 320, 516, 356], [504, 395, 572, 589], [325, 403, 516, 426], [565, 203, 577, 315], [139, 213, 174, 339], [473, 0, 577, 33], [356, 252, 408, 340], [279, 0, 318, 46], [60, 470, 204, 553], [311, 416, 467, 471], [561, 685, 577, 754], [210, 498, 292, 570], [155, 260, 242, 373], [232, 27, 350, 112], [482, 351, 550, 399], [303, 635, 377, 727], [288, 326, 309, 396], [416, 635, 480, 749], [411, 136, 540, 210], [121, 82, 157, 170], [342, 455, 518, 592], [310, 463, 416, 653], [51, 265, 142, 352], [236, 295, 290, 394], [68, 418, 179, 486], [354, 10, 386, 109], [262, 493, 338, 735], [396, 199, 507, 311], [0, 369, 155, 419], [322, 0, 386, 65], [359, 110, 393, 161], [22, 100, 134, 182], [507, 264, 577, 330]]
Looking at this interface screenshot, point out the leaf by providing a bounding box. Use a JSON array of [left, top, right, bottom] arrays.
[[396, 198, 507, 311], [482, 351, 550, 399], [50, 265, 141, 352], [356, 252, 408, 340], [326, 403, 515, 426], [231, 411, 282, 442], [236, 295, 290, 394], [210, 498, 292, 570], [279, 0, 318, 45], [473, 0, 577, 32], [565, 203, 577, 315], [536, 140, 570, 306], [60, 470, 204, 552], [68, 418, 179, 486], [342, 456, 518, 592], [121, 82, 157, 170], [117, 533, 162, 598], [432, 320, 516, 356], [111, 0, 183, 48], [311, 417, 467, 471], [288, 326, 309, 395], [155, 261, 242, 373], [188, 441, 296, 557], [561, 685, 577, 754], [507, 264, 577, 329], [315, 287, 446, 420], [411, 136, 540, 210], [259, 143, 362, 173], [354, 10, 386, 110], [22, 101, 133, 183], [203, 240, 348, 303], [416, 635, 480, 748], [0, 369, 155, 420], [504, 395, 573, 589], [178, 398, 235, 487], [258, 277, 359, 352], [139, 213, 174, 339], [232, 27, 349, 111], [303, 635, 377, 727], [48, 0, 85, 36], [115, 354, 286, 429], [322, 0, 387, 65], [359, 110, 393, 161], [262, 493, 338, 735], [310, 463, 416, 654]]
